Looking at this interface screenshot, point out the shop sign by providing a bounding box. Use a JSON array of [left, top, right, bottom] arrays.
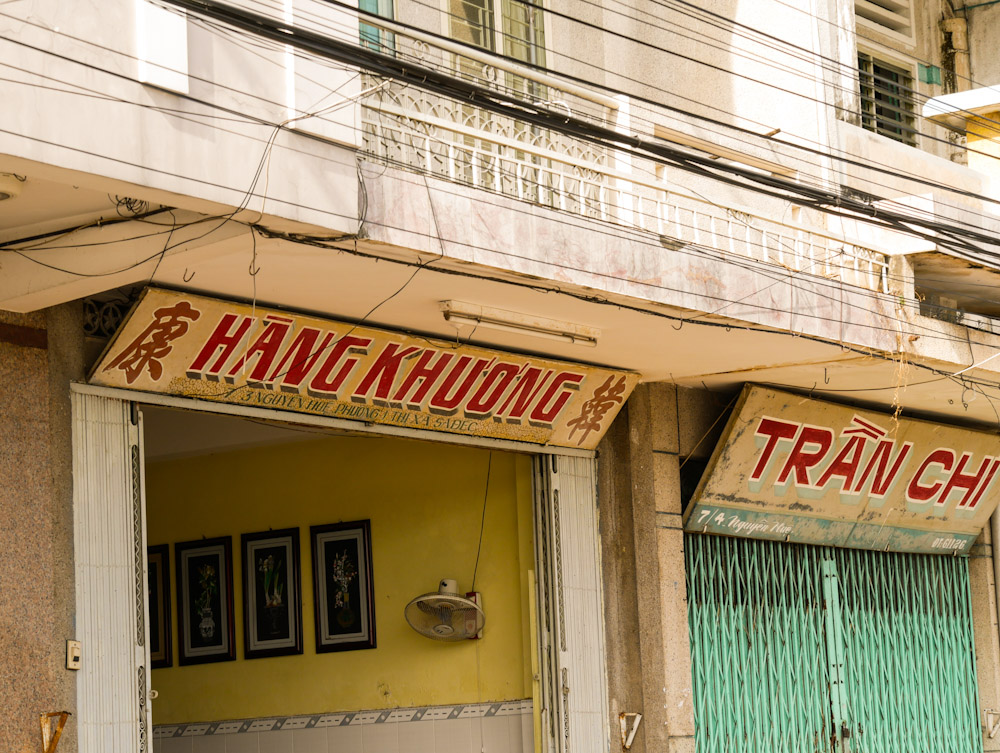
[[90, 289, 638, 450], [683, 385, 1000, 554]]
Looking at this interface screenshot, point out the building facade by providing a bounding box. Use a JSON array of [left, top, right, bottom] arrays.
[[3, 1, 1000, 752]]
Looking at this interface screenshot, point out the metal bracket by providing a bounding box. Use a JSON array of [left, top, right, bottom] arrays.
[[40, 712, 70, 753], [619, 712, 642, 751], [985, 708, 1000, 739]]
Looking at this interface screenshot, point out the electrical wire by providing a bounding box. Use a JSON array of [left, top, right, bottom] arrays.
[[147, 0, 1000, 272], [471, 451, 492, 592], [5, 0, 1000, 364], [219, 0, 1000, 219], [11, 1, 1000, 242], [323, 0, 1000, 234], [245, 225, 1000, 404], [3, 0, 992, 250]]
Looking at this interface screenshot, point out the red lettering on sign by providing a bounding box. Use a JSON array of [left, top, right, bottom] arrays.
[[776, 426, 834, 489], [529, 371, 585, 427], [566, 375, 628, 446], [851, 440, 913, 498], [938, 452, 994, 509], [465, 362, 521, 419], [816, 434, 867, 492], [186, 313, 253, 380], [906, 448, 955, 503], [429, 357, 494, 416], [267, 328, 334, 393], [352, 343, 422, 405], [749, 417, 800, 484], [968, 459, 1000, 510], [224, 315, 293, 386], [105, 301, 200, 384], [391, 350, 455, 409], [495, 367, 552, 424], [306, 335, 372, 398]]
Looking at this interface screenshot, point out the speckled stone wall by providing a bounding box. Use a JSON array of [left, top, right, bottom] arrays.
[[599, 383, 704, 753], [0, 303, 83, 753]]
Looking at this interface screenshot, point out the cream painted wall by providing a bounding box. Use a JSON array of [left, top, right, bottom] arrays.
[[146, 434, 534, 724]]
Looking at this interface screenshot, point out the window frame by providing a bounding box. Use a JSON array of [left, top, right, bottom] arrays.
[[444, 0, 546, 91], [857, 49, 919, 148], [359, 0, 394, 54]]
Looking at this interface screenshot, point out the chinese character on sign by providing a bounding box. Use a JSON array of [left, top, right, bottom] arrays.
[[567, 375, 627, 445], [103, 301, 201, 384]]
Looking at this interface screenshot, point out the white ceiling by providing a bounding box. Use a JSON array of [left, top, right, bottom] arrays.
[[0, 170, 122, 243], [6, 159, 1000, 432]]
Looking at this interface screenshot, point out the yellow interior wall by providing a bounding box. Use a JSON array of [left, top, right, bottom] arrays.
[[146, 433, 534, 724], [967, 111, 1000, 176]]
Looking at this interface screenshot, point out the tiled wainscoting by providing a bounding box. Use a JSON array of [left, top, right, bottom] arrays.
[[152, 700, 533, 753]]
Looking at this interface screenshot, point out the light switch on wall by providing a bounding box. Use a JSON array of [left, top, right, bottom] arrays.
[[66, 640, 81, 671]]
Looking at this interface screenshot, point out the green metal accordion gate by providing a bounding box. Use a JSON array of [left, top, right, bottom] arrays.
[[686, 534, 982, 753]]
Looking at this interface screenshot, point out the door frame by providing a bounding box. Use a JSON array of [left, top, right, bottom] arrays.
[[70, 383, 610, 753]]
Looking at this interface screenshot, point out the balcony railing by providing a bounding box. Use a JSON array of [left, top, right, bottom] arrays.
[[358, 19, 889, 295]]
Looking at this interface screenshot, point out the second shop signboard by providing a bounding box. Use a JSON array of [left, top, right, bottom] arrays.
[[684, 385, 1000, 554]]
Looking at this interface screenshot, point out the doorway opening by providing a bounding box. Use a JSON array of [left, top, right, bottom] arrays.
[[142, 405, 537, 753]]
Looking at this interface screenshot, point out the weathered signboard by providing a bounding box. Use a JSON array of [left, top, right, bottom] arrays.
[[90, 288, 639, 450], [683, 385, 1000, 554]]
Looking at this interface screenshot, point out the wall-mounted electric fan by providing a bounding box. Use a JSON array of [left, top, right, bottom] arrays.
[[404, 579, 485, 641]]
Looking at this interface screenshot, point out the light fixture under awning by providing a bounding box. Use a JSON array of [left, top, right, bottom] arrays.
[[441, 300, 600, 347]]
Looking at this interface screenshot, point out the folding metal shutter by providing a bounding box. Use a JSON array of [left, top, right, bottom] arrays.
[[72, 392, 151, 752], [831, 547, 981, 753], [686, 535, 831, 752], [686, 534, 982, 753], [534, 454, 610, 753]]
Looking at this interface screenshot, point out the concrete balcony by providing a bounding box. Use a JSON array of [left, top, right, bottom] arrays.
[[359, 36, 890, 295]]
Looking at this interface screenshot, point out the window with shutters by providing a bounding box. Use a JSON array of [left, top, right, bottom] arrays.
[[448, 0, 546, 96], [854, 0, 912, 37], [858, 52, 918, 147]]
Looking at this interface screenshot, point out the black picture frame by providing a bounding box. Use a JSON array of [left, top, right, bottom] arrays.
[[175, 536, 235, 666], [311, 520, 376, 653], [241, 528, 303, 659], [147, 544, 172, 669]]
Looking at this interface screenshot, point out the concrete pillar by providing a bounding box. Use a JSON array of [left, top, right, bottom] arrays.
[[887, 254, 916, 304], [941, 18, 971, 91], [600, 384, 721, 753], [970, 526, 1000, 751], [0, 303, 83, 753]]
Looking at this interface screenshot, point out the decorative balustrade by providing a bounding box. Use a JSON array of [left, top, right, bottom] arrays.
[[358, 27, 889, 294]]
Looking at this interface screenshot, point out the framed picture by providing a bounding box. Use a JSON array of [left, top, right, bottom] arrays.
[[241, 528, 302, 659], [311, 520, 376, 653], [175, 537, 235, 666], [147, 544, 172, 669]]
